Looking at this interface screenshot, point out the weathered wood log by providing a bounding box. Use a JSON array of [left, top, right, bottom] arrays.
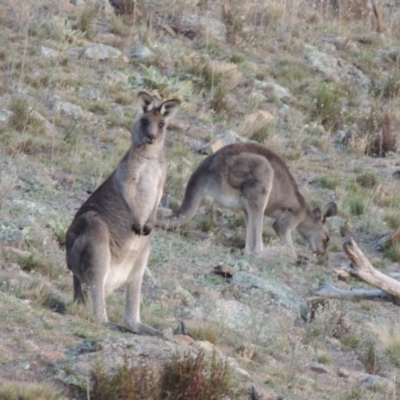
[[308, 281, 395, 303], [309, 238, 400, 305], [343, 239, 400, 300]]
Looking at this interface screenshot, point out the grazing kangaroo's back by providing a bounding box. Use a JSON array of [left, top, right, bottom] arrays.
[[66, 91, 180, 335], [157, 142, 337, 261]]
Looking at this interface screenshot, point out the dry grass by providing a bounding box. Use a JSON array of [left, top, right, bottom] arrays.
[[1, 0, 400, 398], [0, 381, 61, 400]]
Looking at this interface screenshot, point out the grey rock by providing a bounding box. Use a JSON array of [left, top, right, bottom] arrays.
[[84, 44, 121, 60], [38, 46, 59, 58], [68, 47, 85, 60], [96, 0, 115, 15], [358, 374, 395, 391], [53, 100, 84, 120], [217, 130, 249, 145], [56, 335, 247, 390], [255, 80, 292, 103], [180, 13, 226, 42], [304, 45, 370, 94], [78, 87, 102, 101], [310, 362, 330, 374], [70, 0, 86, 5], [0, 228, 25, 248], [231, 259, 252, 272], [232, 271, 303, 311], [0, 109, 12, 124], [174, 285, 196, 307], [132, 45, 155, 60], [388, 47, 400, 61]]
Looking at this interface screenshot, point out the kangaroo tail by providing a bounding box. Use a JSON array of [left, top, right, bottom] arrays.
[[157, 172, 205, 229]]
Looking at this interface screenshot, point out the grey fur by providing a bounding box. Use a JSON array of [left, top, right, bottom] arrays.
[[66, 91, 180, 335], [157, 143, 337, 261]]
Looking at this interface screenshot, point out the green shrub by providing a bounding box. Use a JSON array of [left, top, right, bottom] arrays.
[[343, 193, 365, 216], [312, 82, 347, 130]]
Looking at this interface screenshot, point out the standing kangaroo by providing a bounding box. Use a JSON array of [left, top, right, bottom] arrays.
[[66, 91, 180, 335], [157, 142, 337, 261]]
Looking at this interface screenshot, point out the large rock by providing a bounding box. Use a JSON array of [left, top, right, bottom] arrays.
[[304, 45, 370, 94], [232, 271, 303, 312], [179, 13, 226, 42], [254, 80, 292, 103], [56, 335, 247, 390]]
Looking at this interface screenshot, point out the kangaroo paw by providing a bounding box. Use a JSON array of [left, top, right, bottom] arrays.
[[132, 222, 143, 235], [142, 221, 154, 236]]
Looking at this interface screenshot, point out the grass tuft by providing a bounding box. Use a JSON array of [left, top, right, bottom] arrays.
[[90, 350, 237, 400]]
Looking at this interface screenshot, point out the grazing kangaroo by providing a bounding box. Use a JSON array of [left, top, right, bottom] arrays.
[[157, 142, 337, 261], [66, 91, 180, 335]]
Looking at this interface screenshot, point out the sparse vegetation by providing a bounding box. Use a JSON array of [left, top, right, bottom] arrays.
[[0, 382, 61, 400], [90, 350, 237, 400], [1, 0, 400, 398]]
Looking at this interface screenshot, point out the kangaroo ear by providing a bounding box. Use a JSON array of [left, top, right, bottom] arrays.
[[160, 99, 180, 119], [137, 91, 154, 112], [322, 202, 337, 220]]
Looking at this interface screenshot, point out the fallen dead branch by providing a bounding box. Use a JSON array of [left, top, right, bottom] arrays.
[[309, 238, 400, 306]]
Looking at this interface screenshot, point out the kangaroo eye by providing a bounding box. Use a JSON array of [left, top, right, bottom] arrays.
[[142, 119, 148, 126], [159, 122, 164, 128]]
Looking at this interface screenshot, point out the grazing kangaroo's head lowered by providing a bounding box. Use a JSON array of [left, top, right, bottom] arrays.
[[297, 202, 338, 257], [66, 91, 180, 336], [157, 142, 337, 263]]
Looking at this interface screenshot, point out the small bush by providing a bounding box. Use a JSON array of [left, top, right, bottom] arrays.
[[187, 323, 223, 345], [90, 350, 237, 400], [384, 243, 400, 262], [312, 82, 348, 130], [343, 193, 365, 216], [75, 4, 98, 39], [358, 339, 381, 374], [6, 98, 44, 134], [312, 176, 340, 190], [0, 382, 60, 400], [340, 332, 360, 351], [356, 172, 378, 189], [250, 124, 272, 143], [375, 324, 400, 368], [303, 301, 344, 344], [160, 350, 236, 400], [383, 210, 400, 230]]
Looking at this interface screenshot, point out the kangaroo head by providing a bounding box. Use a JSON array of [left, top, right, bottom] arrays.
[[132, 91, 180, 147], [299, 202, 337, 256]]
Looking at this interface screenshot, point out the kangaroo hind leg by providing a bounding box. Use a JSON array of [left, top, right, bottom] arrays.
[[229, 154, 274, 255], [123, 240, 163, 337]]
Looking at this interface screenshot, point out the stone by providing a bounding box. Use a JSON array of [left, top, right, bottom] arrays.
[[78, 87, 102, 101], [53, 100, 84, 120], [180, 13, 226, 42], [38, 46, 59, 58], [304, 45, 370, 94], [310, 362, 330, 374], [84, 44, 121, 60], [378, 229, 400, 249], [255, 80, 292, 103], [212, 264, 236, 279], [0, 109, 12, 125], [132, 45, 155, 60]]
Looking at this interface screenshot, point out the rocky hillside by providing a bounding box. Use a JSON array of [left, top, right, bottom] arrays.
[[1, 0, 400, 399]]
